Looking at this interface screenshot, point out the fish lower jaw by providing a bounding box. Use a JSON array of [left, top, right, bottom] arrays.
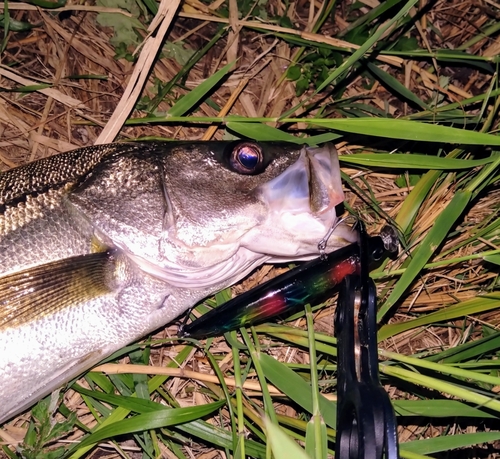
[[252, 212, 333, 249], [240, 211, 358, 263], [126, 248, 270, 291]]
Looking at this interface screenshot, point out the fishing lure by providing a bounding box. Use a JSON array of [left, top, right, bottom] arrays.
[[179, 224, 398, 339]]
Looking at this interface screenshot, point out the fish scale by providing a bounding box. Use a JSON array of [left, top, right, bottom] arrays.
[[0, 141, 356, 424], [0, 144, 131, 208]]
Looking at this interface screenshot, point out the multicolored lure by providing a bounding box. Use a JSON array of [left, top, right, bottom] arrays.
[[179, 225, 399, 339]]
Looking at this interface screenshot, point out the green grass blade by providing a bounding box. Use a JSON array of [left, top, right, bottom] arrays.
[[258, 353, 337, 429], [393, 400, 497, 418], [377, 189, 472, 321], [340, 154, 493, 169], [241, 329, 278, 425], [484, 254, 500, 265], [381, 349, 500, 387], [283, 118, 500, 145], [227, 122, 306, 143], [379, 293, 500, 341], [69, 345, 194, 458], [232, 341, 246, 459], [280, 0, 419, 117], [337, 0, 402, 38], [167, 61, 234, 117], [366, 62, 429, 110], [73, 386, 167, 413], [403, 432, 500, 455], [313, 0, 418, 95], [73, 401, 225, 450], [426, 331, 500, 364], [381, 365, 500, 413], [24, 0, 65, 7], [227, 121, 342, 144], [305, 305, 327, 459], [400, 452, 434, 459], [265, 419, 310, 459], [176, 420, 267, 458], [1, 83, 52, 93], [128, 115, 500, 146]]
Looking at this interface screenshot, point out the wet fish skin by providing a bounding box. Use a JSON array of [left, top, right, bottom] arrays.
[[0, 141, 355, 423]]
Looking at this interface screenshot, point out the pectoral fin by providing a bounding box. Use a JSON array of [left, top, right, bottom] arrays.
[[0, 251, 118, 330]]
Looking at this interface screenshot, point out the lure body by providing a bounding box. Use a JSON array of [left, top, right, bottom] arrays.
[[179, 226, 398, 338]]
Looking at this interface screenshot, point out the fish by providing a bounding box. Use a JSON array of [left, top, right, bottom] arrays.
[[0, 140, 357, 424], [179, 225, 399, 339]]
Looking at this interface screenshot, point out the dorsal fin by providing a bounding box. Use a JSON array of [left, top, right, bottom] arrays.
[[0, 143, 144, 211]]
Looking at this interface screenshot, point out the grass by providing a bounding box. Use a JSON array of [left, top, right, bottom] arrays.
[[1, 0, 500, 457]]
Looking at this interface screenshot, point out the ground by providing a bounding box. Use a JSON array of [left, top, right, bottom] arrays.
[[1, 0, 500, 457]]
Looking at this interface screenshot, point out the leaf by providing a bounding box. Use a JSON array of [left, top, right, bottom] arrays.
[[484, 254, 500, 266], [0, 15, 33, 31], [382, 365, 500, 414], [340, 153, 493, 169], [403, 432, 500, 455], [227, 122, 305, 143], [287, 118, 500, 145], [69, 345, 196, 458], [428, 331, 500, 364], [296, 77, 309, 96], [227, 121, 341, 144], [378, 190, 473, 321], [394, 36, 418, 52], [167, 61, 235, 117], [96, 0, 144, 47], [177, 420, 267, 457], [366, 61, 429, 109], [258, 353, 337, 429], [23, 0, 65, 7], [96, 13, 145, 47], [379, 293, 500, 341], [393, 400, 497, 418], [162, 41, 195, 66], [265, 419, 310, 459], [286, 65, 302, 81], [74, 401, 225, 450], [281, 0, 420, 116], [395, 173, 421, 188], [305, 416, 327, 459], [0, 83, 52, 93]]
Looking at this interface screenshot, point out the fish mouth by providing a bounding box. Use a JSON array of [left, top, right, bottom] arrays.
[[256, 143, 358, 256], [261, 143, 344, 222]]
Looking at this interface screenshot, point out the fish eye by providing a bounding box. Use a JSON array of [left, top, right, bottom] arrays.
[[229, 143, 264, 174]]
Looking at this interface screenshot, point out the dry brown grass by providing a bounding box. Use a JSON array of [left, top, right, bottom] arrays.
[[1, 0, 500, 457]]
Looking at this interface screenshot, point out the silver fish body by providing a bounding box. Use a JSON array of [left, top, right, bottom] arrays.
[[0, 141, 355, 423]]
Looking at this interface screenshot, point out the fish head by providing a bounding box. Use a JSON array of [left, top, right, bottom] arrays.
[[69, 141, 357, 291], [245, 142, 358, 262]]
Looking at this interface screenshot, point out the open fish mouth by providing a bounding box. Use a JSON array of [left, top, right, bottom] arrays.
[[259, 144, 344, 226], [251, 143, 356, 260]]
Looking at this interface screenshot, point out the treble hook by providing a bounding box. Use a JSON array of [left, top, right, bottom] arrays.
[[317, 215, 358, 259]]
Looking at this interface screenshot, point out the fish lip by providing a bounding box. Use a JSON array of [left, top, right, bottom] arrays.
[[259, 143, 344, 219], [306, 143, 344, 216]]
